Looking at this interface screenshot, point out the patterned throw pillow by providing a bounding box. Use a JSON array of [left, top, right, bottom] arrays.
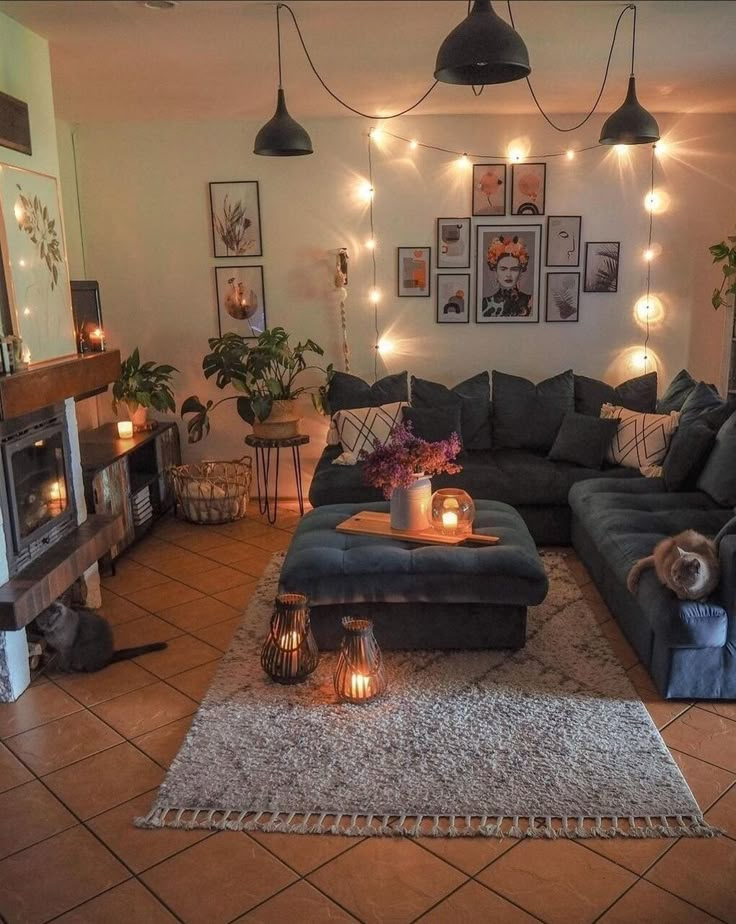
[[331, 401, 406, 466], [601, 403, 680, 470]]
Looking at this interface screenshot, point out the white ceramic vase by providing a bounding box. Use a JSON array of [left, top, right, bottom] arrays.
[[390, 476, 432, 532]]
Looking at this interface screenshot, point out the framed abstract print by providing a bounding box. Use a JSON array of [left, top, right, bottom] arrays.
[[437, 217, 471, 268], [209, 181, 262, 257], [472, 163, 506, 216], [475, 224, 541, 323], [545, 272, 580, 322], [436, 274, 470, 323], [215, 265, 266, 337], [546, 215, 581, 266], [511, 163, 546, 216], [397, 247, 431, 297], [584, 242, 620, 293]]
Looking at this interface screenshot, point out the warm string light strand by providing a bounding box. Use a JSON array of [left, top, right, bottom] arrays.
[[642, 145, 657, 371], [366, 133, 380, 380]]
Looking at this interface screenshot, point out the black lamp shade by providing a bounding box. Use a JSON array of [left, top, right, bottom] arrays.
[[434, 0, 530, 85], [599, 76, 660, 145], [254, 88, 313, 156]]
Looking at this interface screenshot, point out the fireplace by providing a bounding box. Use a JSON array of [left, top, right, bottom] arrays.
[[0, 404, 77, 576]]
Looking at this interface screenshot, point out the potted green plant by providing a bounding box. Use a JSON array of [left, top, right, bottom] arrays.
[[710, 232, 736, 310], [181, 327, 332, 442], [112, 349, 178, 429]]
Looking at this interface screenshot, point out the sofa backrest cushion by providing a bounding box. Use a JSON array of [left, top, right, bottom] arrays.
[[548, 411, 619, 469], [326, 371, 408, 416], [679, 381, 729, 427], [697, 411, 736, 506], [574, 371, 657, 416], [492, 369, 574, 452], [663, 419, 717, 491], [601, 404, 679, 469], [402, 406, 463, 447], [410, 371, 491, 450], [656, 368, 699, 413]]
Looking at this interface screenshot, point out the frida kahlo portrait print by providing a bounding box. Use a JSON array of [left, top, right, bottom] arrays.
[[475, 224, 541, 323]]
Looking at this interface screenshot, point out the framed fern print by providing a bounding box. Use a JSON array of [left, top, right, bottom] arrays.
[[584, 241, 620, 293], [209, 181, 262, 257], [545, 272, 580, 322]]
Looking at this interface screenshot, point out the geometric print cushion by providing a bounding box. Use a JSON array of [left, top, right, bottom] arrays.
[[601, 403, 680, 470], [331, 401, 406, 466]]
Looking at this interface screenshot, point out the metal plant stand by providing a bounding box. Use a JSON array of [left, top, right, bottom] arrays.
[[245, 434, 309, 524]]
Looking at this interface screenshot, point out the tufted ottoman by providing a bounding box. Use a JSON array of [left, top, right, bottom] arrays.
[[279, 500, 548, 650]]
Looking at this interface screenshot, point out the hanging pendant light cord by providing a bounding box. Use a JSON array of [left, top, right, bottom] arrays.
[[276, 4, 283, 88], [507, 1, 636, 133], [276, 2, 438, 120]]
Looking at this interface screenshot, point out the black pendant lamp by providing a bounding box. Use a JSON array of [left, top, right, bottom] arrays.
[[599, 6, 659, 145], [434, 0, 530, 86], [254, 4, 313, 156]]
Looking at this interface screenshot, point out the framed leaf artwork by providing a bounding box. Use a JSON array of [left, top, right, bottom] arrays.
[[584, 242, 620, 292], [545, 273, 580, 322], [209, 181, 262, 257]]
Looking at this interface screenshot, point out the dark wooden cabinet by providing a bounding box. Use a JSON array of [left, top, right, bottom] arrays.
[[79, 421, 181, 560]]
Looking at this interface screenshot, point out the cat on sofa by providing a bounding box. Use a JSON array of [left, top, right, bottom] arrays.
[[626, 530, 720, 602]]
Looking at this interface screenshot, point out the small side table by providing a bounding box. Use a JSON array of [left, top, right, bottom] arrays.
[[245, 434, 310, 525]]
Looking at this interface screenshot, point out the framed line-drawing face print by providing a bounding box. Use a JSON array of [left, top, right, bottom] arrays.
[[584, 242, 620, 293], [397, 247, 431, 297], [546, 272, 580, 322], [0, 164, 76, 361], [215, 266, 266, 337], [437, 217, 471, 268], [511, 162, 546, 216], [475, 224, 541, 323], [472, 164, 506, 216], [209, 181, 262, 257], [546, 215, 581, 266], [436, 274, 470, 323]]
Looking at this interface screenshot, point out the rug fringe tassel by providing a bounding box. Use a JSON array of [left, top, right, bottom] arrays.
[[134, 808, 723, 839]]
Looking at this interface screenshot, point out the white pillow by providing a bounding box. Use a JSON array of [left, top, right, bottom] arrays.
[[601, 403, 680, 470], [331, 401, 406, 466]]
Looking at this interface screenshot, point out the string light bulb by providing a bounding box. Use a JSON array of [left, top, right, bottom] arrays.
[[644, 190, 662, 212], [643, 248, 655, 261], [365, 238, 376, 250], [358, 182, 374, 201], [377, 338, 393, 355], [654, 141, 668, 157], [566, 149, 575, 160], [409, 139, 418, 150], [508, 147, 524, 163], [457, 153, 470, 168], [369, 288, 380, 304], [370, 127, 383, 141]]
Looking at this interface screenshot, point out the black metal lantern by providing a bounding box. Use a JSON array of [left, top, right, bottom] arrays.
[[261, 593, 319, 684], [334, 617, 387, 704]]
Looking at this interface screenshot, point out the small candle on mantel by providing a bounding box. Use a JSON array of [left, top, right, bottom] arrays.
[[117, 421, 134, 439], [89, 328, 106, 352], [442, 510, 459, 532], [350, 673, 371, 700]]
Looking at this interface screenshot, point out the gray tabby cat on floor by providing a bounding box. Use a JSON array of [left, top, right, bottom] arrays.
[[626, 530, 720, 602], [35, 600, 167, 672]]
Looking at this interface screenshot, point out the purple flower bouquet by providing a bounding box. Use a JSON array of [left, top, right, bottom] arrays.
[[361, 422, 462, 499]]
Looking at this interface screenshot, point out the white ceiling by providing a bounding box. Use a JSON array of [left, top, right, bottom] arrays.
[[2, 0, 736, 122]]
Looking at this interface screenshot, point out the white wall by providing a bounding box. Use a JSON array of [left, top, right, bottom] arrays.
[[58, 111, 736, 496]]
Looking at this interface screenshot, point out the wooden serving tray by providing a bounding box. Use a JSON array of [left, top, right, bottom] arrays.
[[336, 510, 499, 546]]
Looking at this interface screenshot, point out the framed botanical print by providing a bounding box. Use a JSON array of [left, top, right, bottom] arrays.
[[475, 224, 541, 323], [546, 215, 581, 266], [546, 272, 580, 322], [397, 247, 431, 297], [209, 181, 262, 257], [511, 163, 546, 216], [215, 265, 266, 337], [436, 274, 470, 323], [437, 217, 471, 268], [584, 242, 620, 292], [472, 163, 506, 216]]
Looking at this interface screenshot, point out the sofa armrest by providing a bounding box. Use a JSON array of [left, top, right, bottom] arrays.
[[718, 535, 736, 630]]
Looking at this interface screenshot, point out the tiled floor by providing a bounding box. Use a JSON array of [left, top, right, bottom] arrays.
[[0, 505, 735, 924]]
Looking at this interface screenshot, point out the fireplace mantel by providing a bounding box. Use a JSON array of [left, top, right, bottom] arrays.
[[0, 350, 121, 420]]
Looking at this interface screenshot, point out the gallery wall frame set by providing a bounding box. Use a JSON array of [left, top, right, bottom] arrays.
[[472, 164, 506, 217], [475, 223, 542, 323], [215, 265, 267, 338], [545, 272, 580, 322], [511, 163, 546, 216], [209, 180, 262, 257], [436, 273, 470, 323], [546, 215, 581, 267], [584, 241, 620, 293], [437, 217, 471, 268], [397, 247, 431, 297]]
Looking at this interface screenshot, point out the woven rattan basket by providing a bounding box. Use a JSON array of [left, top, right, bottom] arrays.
[[170, 458, 252, 525]]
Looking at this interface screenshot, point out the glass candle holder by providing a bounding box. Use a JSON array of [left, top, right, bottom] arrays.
[[117, 421, 134, 439], [429, 488, 475, 536], [334, 617, 387, 704], [261, 593, 319, 684]]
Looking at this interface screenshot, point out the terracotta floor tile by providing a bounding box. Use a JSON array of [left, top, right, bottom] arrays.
[[246, 531, 293, 553], [125, 535, 178, 565], [88, 789, 210, 873], [699, 701, 736, 721], [230, 547, 278, 578], [177, 564, 252, 595], [165, 528, 235, 553], [133, 715, 193, 767], [662, 707, 736, 772], [213, 580, 259, 610], [43, 741, 164, 819], [211, 518, 273, 542], [599, 619, 639, 670], [0, 682, 82, 738], [141, 830, 296, 924], [477, 839, 636, 924], [98, 590, 150, 625], [91, 681, 197, 739], [249, 830, 359, 875], [235, 880, 358, 923], [670, 749, 736, 811], [151, 518, 199, 541], [167, 661, 219, 702], [0, 740, 32, 793], [417, 879, 538, 923], [0, 825, 129, 924], [418, 833, 519, 875], [598, 878, 722, 924], [54, 878, 178, 924], [141, 550, 223, 582], [645, 834, 736, 922], [112, 613, 184, 651], [707, 782, 736, 833], [645, 699, 692, 731], [5, 710, 122, 776], [579, 834, 675, 876], [201, 540, 260, 566], [126, 579, 204, 613], [157, 595, 239, 633], [101, 558, 170, 596], [131, 634, 221, 679], [52, 660, 157, 707], [190, 616, 240, 651], [0, 779, 76, 860], [308, 837, 466, 924]]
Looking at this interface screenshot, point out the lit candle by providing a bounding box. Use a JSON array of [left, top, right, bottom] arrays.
[[89, 328, 106, 351], [279, 630, 301, 652], [442, 510, 459, 532], [117, 421, 134, 439], [350, 673, 371, 700]]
